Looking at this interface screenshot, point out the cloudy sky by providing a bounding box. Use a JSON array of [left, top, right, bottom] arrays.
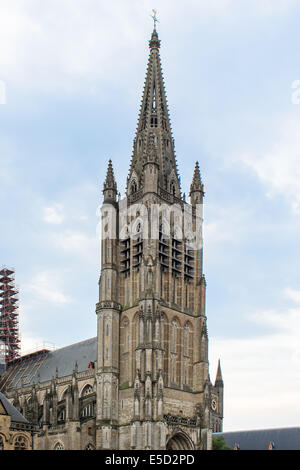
[[1, 0, 300, 432]]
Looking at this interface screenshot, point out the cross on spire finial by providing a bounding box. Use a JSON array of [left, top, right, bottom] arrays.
[[151, 9, 159, 30]]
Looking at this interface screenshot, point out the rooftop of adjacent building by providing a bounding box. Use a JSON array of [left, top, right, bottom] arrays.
[[0, 337, 97, 392], [214, 426, 300, 450], [0, 390, 29, 424]]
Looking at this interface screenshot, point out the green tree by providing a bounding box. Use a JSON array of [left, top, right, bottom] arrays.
[[212, 435, 231, 450]]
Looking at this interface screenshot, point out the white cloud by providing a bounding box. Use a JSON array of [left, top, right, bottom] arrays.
[[210, 293, 300, 431], [23, 271, 73, 304], [43, 203, 65, 224], [0, 0, 297, 91], [0, 0, 145, 90], [52, 229, 99, 263], [240, 114, 300, 213], [19, 333, 56, 356], [284, 287, 300, 304], [204, 203, 250, 248]]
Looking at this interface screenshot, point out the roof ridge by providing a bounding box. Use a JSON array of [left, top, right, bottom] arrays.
[[220, 426, 300, 434], [49, 336, 97, 354]]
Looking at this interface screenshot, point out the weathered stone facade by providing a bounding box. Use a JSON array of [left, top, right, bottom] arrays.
[[0, 27, 223, 450], [95, 28, 223, 450], [0, 339, 98, 450]]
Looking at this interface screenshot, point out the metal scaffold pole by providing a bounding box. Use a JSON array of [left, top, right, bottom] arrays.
[[0, 268, 21, 370]]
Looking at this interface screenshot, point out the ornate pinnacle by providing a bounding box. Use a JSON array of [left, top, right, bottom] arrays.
[[103, 159, 117, 192], [190, 161, 204, 194], [215, 359, 223, 386], [149, 29, 160, 50]]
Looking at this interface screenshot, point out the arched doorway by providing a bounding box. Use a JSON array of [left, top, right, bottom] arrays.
[[166, 432, 194, 450]]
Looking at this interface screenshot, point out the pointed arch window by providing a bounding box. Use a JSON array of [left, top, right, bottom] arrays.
[[81, 384, 93, 397], [54, 442, 64, 450], [170, 181, 176, 197], [0, 436, 4, 451], [14, 435, 28, 450], [58, 407, 66, 423], [131, 180, 137, 194], [151, 116, 158, 127], [85, 443, 95, 450], [152, 84, 157, 111], [81, 403, 94, 418]]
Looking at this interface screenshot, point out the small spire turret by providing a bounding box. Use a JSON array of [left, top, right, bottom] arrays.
[[189, 161, 204, 205], [214, 359, 223, 387], [103, 159, 118, 202]]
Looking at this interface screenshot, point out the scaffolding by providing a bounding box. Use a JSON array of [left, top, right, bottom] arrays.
[[0, 268, 20, 369]]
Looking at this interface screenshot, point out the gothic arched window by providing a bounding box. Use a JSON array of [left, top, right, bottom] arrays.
[[0, 435, 4, 450], [170, 181, 176, 197], [14, 435, 28, 450], [57, 407, 66, 423], [131, 180, 137, 194], [85, 443, 95, 450], [54, 442, 64, 450], [81, 384, 93, 397], [81, 403, 94, 418]]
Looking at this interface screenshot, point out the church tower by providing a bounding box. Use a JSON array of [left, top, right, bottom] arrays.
[[96, 27, 223, 450]]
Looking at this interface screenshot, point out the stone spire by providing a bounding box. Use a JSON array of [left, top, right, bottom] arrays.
[[189, 161, 204, 205], [214, 359, 223, 387], [127, 28, 181, 198], [190, 161, 204, 194], [103, 159, 117, 202]]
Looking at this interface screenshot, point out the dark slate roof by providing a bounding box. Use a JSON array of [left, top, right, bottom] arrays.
[[0, 337, 97, 391], [0, 391, 29, 423], [214, 427, 300, 450]]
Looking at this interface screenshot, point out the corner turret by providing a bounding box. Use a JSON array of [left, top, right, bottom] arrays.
[[103, 159, 117, 202], [189, 161, 204, 206]]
